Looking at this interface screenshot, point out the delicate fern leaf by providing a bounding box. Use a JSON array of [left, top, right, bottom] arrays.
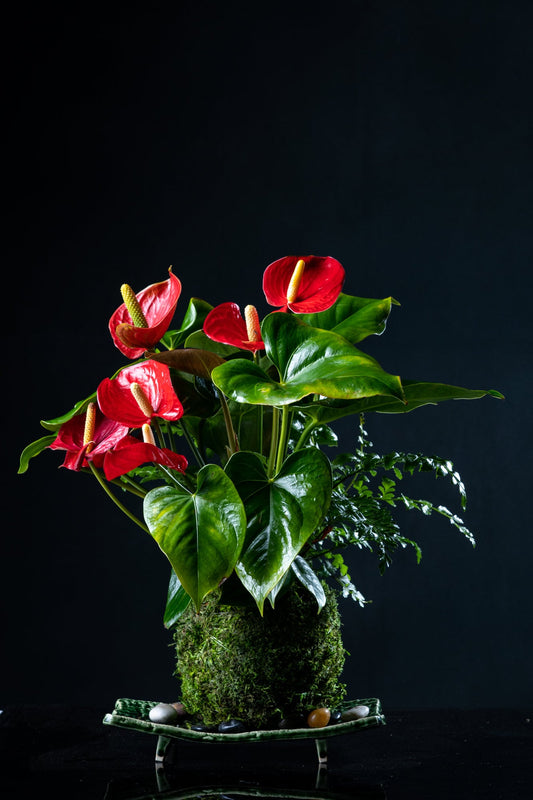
[[378, 477, 397, 505]]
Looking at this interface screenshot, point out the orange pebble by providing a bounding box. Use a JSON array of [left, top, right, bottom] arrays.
[[307, 707, 331, 728]]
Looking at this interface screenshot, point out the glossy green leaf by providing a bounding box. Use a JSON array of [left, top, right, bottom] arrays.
[[162, 297, 213, 350], [38, 357, 149, 432], [185, 328, 243, 357], [143, 464, 246, 610], [298, 380, 504, 424], [299, 293, 398, 344], [291, 555, 326, 611], [18, 434, 56, 473], [40, 393, 97, 431], [211, 312, 405, 407], [163, 570, 191, 628], [266, 567, 294, 608], [225, 448, 332, 612]]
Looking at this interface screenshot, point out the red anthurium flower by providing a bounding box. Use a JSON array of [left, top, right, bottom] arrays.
[[49, 403, 129, 471], [203, 302, 264, 352], [109, 267, 182, 359], [103, 434, 188, 481], [262, 255, 345, 313], [97, 361, 184, 427]]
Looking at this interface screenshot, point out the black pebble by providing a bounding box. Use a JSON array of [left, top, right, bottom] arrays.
[[191, 721, 212, 732], [218, 719, 246, 733], [329, 710, 343, 725]]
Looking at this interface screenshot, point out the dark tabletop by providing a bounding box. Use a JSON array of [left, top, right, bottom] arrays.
[[0, 705, 531, 799]]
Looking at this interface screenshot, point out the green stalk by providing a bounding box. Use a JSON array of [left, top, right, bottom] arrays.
[[267, 406, 280, 477], [156, 464, 193, 493], [88, 462, 149, 533], [293, 419, 317, 452], [275, 405, 291, 474], [179, 420, 205, 467], [110, 475, 147, 498], [165, 420, 177, 451], [259, 404, 264, 458], [218, 391, 239, 456], [153, 418, 167, 449]]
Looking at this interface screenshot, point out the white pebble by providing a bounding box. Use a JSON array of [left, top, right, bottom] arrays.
[[149, 702, 179, 724], [341, 704, 370, 721]]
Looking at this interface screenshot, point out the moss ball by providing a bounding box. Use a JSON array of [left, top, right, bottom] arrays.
[[174, 584, 346, 729]]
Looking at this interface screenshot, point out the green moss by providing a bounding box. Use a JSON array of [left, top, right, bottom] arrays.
[[174, 584, 346, 728]]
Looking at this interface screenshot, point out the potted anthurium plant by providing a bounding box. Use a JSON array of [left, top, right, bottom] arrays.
[[19, 255, 503, 732]]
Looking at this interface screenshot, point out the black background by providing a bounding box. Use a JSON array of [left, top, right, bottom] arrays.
[[4, 1, 532, 711]]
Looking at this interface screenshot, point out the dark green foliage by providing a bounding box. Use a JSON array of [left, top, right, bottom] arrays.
[[307, 416, 475, 605], [174, 583, 346, 728]]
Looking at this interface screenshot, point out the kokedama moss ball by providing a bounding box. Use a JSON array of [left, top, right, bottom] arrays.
[[173, 583, 346, 729]]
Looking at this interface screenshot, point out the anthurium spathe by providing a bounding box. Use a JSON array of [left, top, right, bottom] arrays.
[[97, 361, 184, 427], [103, 433, 188, 481], [203, 302, 265, 352], [49, 403, 129, 471], [263, 255, 345, 313], [109, 267, 182, 358]]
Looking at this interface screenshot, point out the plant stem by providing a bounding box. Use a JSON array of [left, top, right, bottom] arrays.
[[275, 405, 291, 474], [267, 406, 280, 477], [153, 418, 167, 449], [218, 391, 239, 456], [88, 462, 150, 533], [332, 469, 359, 489], [166, 420, 177, 451], [156, 464, 193, 493], [179, 419, 205, 467], [111, 475, 147, 497], [259, 404, 264, 458], [293, 419, 317, 451]]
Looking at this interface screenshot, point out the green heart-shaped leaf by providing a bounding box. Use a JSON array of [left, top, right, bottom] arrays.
[[225, 448, 332, 612], [211, 312, 404, 407], [144, 464, 246, 610], [299, 293, 398, 344]]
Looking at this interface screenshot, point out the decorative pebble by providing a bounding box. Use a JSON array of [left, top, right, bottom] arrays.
[[340, 704, 370, 722], [307, 707, 331, 728], [191, 721, 212, 732], [329, 709, 342, 725], [148, 702, 180, 725], [170, 701, 188, 718], [218, 719, 246, 733]]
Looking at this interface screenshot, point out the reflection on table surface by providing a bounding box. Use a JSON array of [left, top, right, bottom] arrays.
[[102, 735, 387, 799], [104, 764, 386, 800], [1, 705, 530, 800]]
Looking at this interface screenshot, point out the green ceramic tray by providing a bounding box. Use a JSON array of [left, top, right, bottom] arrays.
[[102, 697, 386, 765]]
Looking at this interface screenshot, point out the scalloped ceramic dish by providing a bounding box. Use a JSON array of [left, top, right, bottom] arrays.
[[102, 696, 386, 764]]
